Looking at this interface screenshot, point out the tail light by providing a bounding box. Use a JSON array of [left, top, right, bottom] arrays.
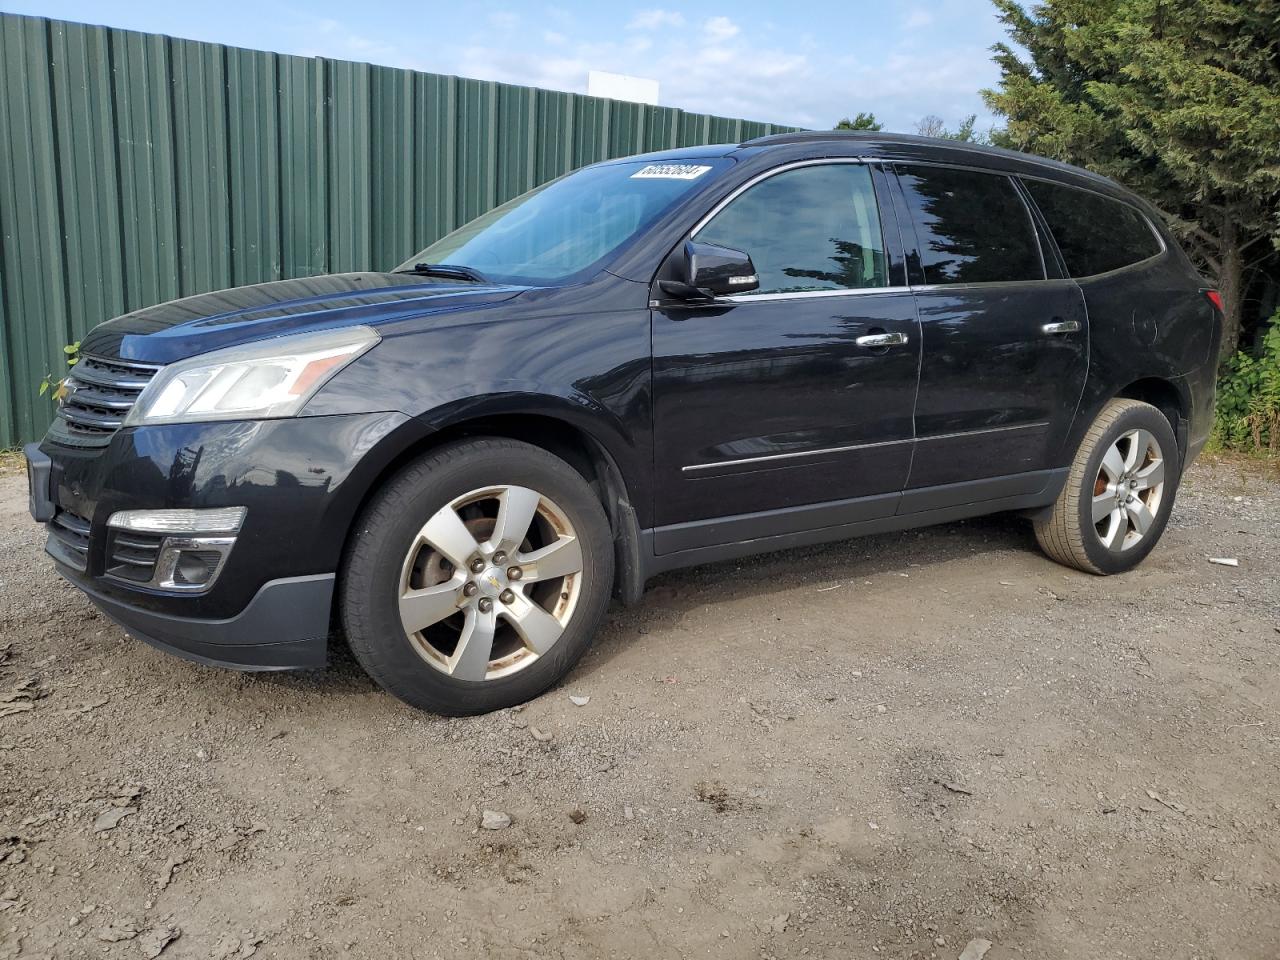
[[1205, 289, 1224, 313]]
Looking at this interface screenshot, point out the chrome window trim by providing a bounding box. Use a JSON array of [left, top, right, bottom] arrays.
[[682, 421, 1049, 473], [908, 277, 1080, 293], [1066, 249, 1167, 283], [718, 285, 913, 304]]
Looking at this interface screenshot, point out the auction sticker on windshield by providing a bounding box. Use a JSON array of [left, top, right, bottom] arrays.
[[630, 164, 713, 180]]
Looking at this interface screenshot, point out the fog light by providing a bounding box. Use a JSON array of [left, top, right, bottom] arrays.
[[154, 536, 236, 592], [107, 507, 246, 534], [172, 548, 225, 587]]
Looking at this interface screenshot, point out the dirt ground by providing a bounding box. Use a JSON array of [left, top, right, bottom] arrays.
[[0, 455, 1278, 960]]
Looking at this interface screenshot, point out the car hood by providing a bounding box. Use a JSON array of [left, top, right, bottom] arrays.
[[81, 272, 526, 364]]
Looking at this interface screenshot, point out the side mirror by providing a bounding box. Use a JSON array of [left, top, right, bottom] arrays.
[[660, 241, 759, 300]]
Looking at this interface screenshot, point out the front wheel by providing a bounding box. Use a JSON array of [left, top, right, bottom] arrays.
[[1034, 398, 1180, 575], [340, 438, 614, 715]]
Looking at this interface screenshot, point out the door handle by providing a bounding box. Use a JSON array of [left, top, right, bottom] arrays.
[[855, 331, 909, 348], [1041, 319, 1081, 335]]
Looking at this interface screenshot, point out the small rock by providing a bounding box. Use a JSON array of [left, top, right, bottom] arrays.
[[98, 918, 141, 942], [1208, 557, 1239, 567], [109, 785, 143, 807], [156, 857, 185, 890], [568, 808, 587, 825], [93, 807, 137, 832], [766, 913, 789, 934], [210, 934, 263, 959], [139, 923, 181, 958], [875, 704, 886, 714], [623, 805, 634, 820], [958, 938, 992, 960], [569, 695, 590, 707], [480, 810, 512, 830], [529, 725, 552, 742]]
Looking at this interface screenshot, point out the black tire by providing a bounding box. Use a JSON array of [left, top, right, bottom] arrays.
[[340, 438, 614, 715], [1034, 398, 1181, 575]]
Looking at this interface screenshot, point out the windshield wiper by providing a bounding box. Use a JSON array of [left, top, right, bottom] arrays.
[[399, 262, 489, 283]]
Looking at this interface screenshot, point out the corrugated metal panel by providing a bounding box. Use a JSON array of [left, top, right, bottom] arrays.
[[0, 12, 797, 446]]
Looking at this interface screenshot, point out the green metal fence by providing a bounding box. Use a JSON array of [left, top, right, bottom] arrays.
[[0, 13, 795, 447]]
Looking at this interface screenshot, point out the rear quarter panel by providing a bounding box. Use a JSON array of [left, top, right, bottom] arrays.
[[1066, 251, 1216, 460]]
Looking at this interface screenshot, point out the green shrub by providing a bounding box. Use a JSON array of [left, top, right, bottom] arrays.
[[38, 341, 80, 402], [1214, 310, 1280, 455]]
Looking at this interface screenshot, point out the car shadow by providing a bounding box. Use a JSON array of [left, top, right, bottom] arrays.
[[571, 510, 1038, 681], [250, 510, 1036, 699]]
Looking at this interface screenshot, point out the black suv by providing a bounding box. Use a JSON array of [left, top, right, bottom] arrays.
[[25, 132, 1221, 715]]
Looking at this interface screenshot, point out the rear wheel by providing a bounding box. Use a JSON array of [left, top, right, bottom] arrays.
[[340, 438, 614, 715], [1034, 398, 1179, 575]]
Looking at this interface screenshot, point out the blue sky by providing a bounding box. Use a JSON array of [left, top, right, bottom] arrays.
[[5, 1, 1010, 132]]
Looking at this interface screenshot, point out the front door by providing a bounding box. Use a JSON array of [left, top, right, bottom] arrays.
[[890, 162, 1089, 505], [651, 161, 920, 553]]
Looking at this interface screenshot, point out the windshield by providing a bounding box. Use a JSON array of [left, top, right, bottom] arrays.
[[395, 159, 729, 285]]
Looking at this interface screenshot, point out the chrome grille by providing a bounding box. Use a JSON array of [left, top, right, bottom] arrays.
[[48, 355, 160, 448], [46, 509, 91, 571]]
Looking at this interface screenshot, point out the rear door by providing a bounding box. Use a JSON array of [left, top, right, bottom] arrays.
[[650, 161, 920, 551], [891, 163, 1089, 506]]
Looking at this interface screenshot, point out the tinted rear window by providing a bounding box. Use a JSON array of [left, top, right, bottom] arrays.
[[896, 165, 1044, 284], [1022, 179, 1162, 277]]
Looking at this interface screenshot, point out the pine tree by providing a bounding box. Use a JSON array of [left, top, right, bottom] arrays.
[[983, 0, 1280, 355], [834, 112, 883, 131]]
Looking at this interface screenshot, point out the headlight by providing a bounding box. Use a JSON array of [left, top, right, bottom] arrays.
[[124, 326, 380, 426]]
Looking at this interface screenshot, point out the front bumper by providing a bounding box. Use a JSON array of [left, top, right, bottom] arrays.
[[65, 565, 334, 670], [27, 411, 423, 671]]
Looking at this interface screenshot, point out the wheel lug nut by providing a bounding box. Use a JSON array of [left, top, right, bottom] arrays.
[[462, 582, 478, 598], [477, 598, 493, 613], [493, 551, 507, 565], [500, 589, 515, 604], [469, 558, 485, 573], [507, 567, 523, 581]]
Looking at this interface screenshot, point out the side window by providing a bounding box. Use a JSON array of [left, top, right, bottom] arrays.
[[1021, 178, 1162, 277], [694, 164, 888, 294], [896, 165, 1044, 284]]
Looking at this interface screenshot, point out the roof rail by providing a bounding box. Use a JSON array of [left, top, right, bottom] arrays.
[[737, 130, 1116, 187]]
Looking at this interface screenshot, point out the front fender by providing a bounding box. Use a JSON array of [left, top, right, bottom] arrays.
[[306, 299, 655, 522]]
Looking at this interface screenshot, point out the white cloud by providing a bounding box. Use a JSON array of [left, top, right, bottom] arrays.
[[704, 16, 740, 42], [286, 12, 999, 134], [904, 10, 934, 29], [487, 11, 519, 31], [627, 9, 685, 30]]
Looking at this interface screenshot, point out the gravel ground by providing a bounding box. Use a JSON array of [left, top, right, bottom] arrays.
[[0, 454, 1278, 960]]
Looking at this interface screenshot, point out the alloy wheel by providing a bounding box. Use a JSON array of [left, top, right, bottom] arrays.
[[1091, 428, 1166, 553], [397, 485, 583, 680]]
